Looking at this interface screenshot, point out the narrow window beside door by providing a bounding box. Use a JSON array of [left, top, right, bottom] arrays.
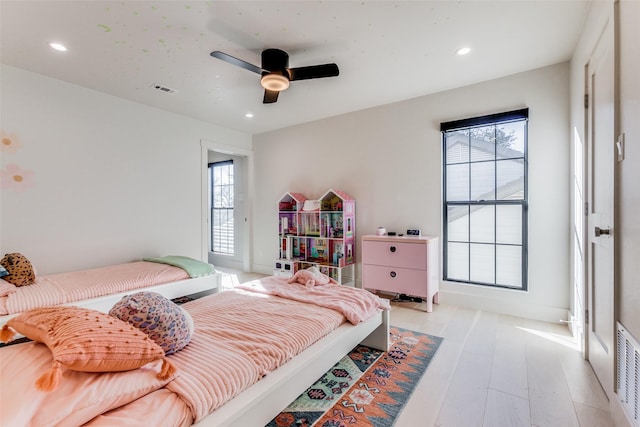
[[441, 109, 528, 290], [209, 160, 234, 255]]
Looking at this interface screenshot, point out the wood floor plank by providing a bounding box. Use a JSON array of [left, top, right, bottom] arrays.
[[464, 310, 499, 357], [435, 348, 492, 427], [483, 389, 531, 427], [490, 335, 529, 399], [573, 402, 615, 427], [440, 306, 480, 344], [559, 347, 611, 411], [525, 324, 581, 427], [395, 339, 461, 427]]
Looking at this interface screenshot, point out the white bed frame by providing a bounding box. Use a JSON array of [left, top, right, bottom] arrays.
[[195, 308, 390, 427], [0, 273, 222, 329]]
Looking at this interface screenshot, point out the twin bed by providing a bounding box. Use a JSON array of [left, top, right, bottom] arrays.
[[0, 257, 221, 329], [0, 264, 391, 426]]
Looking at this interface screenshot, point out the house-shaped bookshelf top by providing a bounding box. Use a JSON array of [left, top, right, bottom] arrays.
[[278, 192, 307, 211], [319, 189, 355, 213]]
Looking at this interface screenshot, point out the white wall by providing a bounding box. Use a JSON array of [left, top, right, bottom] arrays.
[[617, 0, 640, 343], [0, 62, 572, 322], [253, 62, 571, 322], [0, 65, 251, 274]]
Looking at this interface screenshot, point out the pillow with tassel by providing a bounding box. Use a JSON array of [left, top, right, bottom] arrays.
[[0, 306, 176, 392]]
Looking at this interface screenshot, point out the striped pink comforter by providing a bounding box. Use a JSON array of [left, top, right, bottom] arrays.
[[0, 261, 189, 315], [165, 285, 347, 423], [236, 275, 391, 324]]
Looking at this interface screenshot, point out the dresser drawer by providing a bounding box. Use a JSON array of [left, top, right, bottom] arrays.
[[362, 265, 428, 298], [362, 240, 427, 270]]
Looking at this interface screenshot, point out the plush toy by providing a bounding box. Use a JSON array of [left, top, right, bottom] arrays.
[[0, 253, 36, 287], [287, 266, 338, 288]]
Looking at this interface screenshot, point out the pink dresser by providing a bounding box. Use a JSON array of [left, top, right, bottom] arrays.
[[362, 235, 439, 312]]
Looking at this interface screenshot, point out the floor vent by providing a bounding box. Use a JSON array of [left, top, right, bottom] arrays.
[[617, 322, 640, 427]]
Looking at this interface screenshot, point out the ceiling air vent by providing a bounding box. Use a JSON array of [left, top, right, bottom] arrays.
[[150, 83, 176, 94]]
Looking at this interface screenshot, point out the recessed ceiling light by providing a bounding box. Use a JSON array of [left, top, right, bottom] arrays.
[[456, 47, 471, 56], [49, 42, 68, 52], [245, 112, 254, 118]]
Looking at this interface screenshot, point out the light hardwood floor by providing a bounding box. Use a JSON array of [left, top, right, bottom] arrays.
[[217, 268, 614, 427], [391, 300, 614, 427]]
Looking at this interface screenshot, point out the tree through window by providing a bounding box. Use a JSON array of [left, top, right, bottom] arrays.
[[441, 109, 528, 289]]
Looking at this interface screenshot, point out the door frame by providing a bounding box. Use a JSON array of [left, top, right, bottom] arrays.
[[200, 139, 253, 272], [582, 16, 617, 399]]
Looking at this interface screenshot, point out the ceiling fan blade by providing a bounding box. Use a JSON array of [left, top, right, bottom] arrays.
[[263, 89, 279, 104], [288, 63, 339, 81], [210, 51, 263, 75]]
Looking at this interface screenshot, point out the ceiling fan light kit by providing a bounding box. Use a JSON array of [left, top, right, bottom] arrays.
[[210, 48, 339, 104], [261, 73, 290, 91]]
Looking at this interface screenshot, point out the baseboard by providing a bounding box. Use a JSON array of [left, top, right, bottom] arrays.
[[439, 289, 569, 324]]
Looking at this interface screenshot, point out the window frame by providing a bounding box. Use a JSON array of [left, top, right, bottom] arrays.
[[441, 108, 529, 290], [209, 160, 234, 255]]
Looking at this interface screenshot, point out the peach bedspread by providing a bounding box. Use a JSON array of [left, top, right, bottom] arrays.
[[0, 261, 189, 315]]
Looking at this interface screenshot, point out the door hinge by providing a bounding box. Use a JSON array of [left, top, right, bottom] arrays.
[[584, 202, 589, 216], [584, 93, 589, 109], [585, 309, 589, 324]]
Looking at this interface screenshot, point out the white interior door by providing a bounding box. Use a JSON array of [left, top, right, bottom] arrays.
[[586, 20, 615, 399]]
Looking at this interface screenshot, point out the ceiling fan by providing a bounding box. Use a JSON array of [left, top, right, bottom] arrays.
[[210, 48, 339, 104]]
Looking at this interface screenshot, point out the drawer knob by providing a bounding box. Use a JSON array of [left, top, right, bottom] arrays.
[[389, 246, 397, 253], [390, 271, 397, 278]]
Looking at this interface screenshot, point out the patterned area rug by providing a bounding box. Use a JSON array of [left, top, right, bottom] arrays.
[[267, 327, 443, 427]]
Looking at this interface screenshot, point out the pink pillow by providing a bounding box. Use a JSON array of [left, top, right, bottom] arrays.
[[287, 267, 338, 288], [0, 306, 175, 392], [0, 279, 17, 297]]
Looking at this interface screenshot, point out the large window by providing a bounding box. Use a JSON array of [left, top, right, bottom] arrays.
[[441, 109, 528, 290], [209, 160, 234, 255]]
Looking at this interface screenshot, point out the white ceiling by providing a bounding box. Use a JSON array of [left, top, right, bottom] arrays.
[[0, 1, 590, 135]]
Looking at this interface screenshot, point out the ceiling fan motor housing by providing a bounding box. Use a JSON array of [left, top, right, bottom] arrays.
[[262, 49, 289, 76]]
